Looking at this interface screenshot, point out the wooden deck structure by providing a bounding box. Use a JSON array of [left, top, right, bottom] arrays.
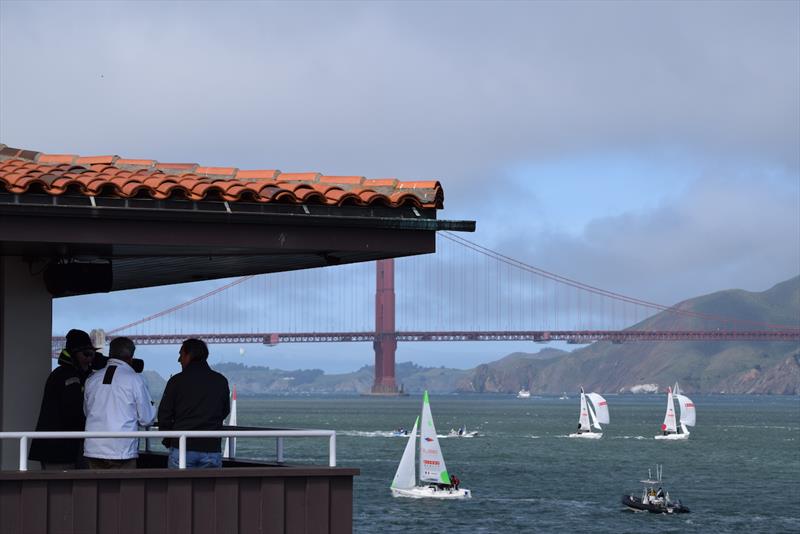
[[0, 454, 358, 534]]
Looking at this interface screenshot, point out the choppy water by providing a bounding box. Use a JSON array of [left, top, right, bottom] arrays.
[[230, 394, 799, 533]]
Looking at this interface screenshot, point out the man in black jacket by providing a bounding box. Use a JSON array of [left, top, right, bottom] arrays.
[[158, 338, 230, 468], [29, 329, 97, 469]]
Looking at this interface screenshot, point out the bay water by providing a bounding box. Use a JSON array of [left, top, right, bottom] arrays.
[[231, 394, 799, 533]]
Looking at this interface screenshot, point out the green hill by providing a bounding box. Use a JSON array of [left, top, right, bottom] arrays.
[[459, 276, 800, 394]]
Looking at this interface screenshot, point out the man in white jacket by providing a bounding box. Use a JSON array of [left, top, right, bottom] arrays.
[[84, 337, 156, 469]]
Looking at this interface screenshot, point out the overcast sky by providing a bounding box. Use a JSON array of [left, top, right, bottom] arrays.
[[2, 1, 798, 376]]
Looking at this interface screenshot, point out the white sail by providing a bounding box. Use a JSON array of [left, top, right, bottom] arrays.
[[675, 394, 696, 427], [661, 387, 678, 433], [673, 382, 681, 396], [587, 401, 602, 430], [586, 392, 610, 424], [223, 385, 237, 458], [419, 391, 451, 484], [391, 416, 419, 490], [578, 389, 591, 431]]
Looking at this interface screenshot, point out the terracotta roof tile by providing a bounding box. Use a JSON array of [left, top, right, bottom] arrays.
[[116, 158, 156, 167], [363, 178, 398, 187], [235, 169, 278, 180], [0, 146, 443, 208], [76, 155, 117, 165], [277, 172, 320, 183], [195, 166, 237, 177], [38, 154, 77, 165], [319, 175, 364, 185]]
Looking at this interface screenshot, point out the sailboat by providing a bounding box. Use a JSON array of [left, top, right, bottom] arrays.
[[390, 391, 472, 499], [568, 387, 609, 439], [654, 383, 696, 440], [223, 385, 237, 458]]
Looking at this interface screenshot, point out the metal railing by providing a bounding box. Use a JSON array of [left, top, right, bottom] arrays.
[[0, 429, 336, 471]]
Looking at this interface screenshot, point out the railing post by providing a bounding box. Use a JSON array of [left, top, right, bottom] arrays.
[[276, 437, 284, 463], [179, 435, 186, 469], [19, 436, 28, 471], [329, 433, 336, 467]]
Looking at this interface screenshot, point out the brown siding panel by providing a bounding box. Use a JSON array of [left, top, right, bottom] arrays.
[[261, 477, 285, 534], [97, 479, 120, 534], [0, 481, 20, 534], [0, 464, 357, 534], [167, 478, 193, 533], [284, 478, 306, 533], [329, 477, 353, 534], [214, 478, 238, 534], [47, 480, 74, 534], [73, 480, 98, 534], [238, 478, 263, 534], [21, 480, 48, 534], [144, 479, 168, 534], [306, 477, 330, 533], [192, 478, 215, 534], [119, 479, 145, 534]]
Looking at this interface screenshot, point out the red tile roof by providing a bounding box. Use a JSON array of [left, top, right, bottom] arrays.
[[0, 145, 443, 209]]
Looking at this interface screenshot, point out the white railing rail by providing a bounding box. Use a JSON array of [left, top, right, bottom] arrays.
[[0, 430, 336, 471]]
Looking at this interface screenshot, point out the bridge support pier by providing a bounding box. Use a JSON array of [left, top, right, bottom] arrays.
[[369, 259, 405, 396]]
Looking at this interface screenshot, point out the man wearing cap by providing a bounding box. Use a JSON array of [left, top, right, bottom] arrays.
[[83, 336, 156, 469], [29, 329, 97, 470]]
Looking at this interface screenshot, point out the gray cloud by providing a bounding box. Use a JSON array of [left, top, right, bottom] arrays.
[[6, 1, 799, 371]]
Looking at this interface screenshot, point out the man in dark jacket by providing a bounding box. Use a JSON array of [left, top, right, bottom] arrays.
[[158, 338, 230, 468], [29, 329, 97, 469]]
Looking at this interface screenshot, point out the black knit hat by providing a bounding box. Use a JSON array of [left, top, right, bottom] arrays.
[[65, 329, 98, 353]]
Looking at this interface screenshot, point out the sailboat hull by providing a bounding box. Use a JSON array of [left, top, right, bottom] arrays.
[[447, 431, 479, 438], [568, 432, 602, 439], [391, 486, 472, 500], [654, 432, 689, 440]]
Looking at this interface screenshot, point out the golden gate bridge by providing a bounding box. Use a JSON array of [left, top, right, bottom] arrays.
[[53, 232, 800, 394]]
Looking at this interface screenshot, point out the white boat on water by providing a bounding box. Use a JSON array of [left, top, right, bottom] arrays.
[[447, 425, 479, 438], [390, 391, 472, 499], [654, 383, 695, 440], [568, 387, 609, 439], [517, 389, 531, 398]]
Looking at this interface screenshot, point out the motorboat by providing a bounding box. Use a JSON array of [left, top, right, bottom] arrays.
[[517, 389, 531, 398], [447, 425, 479, 438], [390, 391, 472, 499], [622, 465, 690, 514]]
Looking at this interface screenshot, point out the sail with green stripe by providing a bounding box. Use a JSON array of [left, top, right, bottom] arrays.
[[419, 390, 451, 485]]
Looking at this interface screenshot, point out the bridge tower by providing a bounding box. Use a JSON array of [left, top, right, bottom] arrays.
[[371, 259, 404, 395]]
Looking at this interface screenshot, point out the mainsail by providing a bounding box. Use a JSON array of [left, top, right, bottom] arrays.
[[578, 388, 592, 431], [675, 394, 696, 427], [419, 391, 450, 484], [223, 385, 237, 458], [391, 417, 419, 490], [662, 387, 678, 433], [587, 392, 610, 424]]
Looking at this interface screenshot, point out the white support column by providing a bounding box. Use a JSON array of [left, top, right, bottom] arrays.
[[0, 257, 53, 470]]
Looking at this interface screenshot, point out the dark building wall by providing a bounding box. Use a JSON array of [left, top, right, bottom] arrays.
[[0, 467, 356, 534]]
